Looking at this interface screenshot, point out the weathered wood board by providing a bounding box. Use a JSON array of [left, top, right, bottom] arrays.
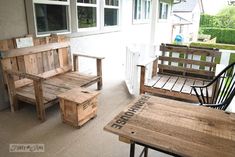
[[104, 95, 235, 157]]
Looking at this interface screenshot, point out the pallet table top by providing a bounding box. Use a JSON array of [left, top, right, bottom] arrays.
[[57, 87, 100, 104], [104, 95, 235, 157]]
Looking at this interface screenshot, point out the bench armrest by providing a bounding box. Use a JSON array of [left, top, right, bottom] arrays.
[[5, 70, 44, 81], [5, 70, 45, 119], [73, 53, 105, 72], [73, 53, 105, 60], [73, 53, 104, 90]]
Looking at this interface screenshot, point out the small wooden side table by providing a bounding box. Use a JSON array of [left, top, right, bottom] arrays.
[[58, 88, 100, 128]]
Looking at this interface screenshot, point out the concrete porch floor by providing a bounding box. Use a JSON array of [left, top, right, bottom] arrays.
[[0, 78, 171, 157]]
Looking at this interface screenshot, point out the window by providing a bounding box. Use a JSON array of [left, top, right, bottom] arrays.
[[104, 0, 120, 26], [134, 0, 151, 21], [33, 0, 70, 35], [159, 2, 169, 19], [77, 0, 98, 29]]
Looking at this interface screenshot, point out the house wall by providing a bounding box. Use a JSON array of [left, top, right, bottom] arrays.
[[0, 0, 29, 110], [172, 2, 201, 43], [0, 0, 28, 40], [0, 0, 173, 109]]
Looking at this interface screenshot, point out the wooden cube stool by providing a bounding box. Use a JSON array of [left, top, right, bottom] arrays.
[[58, 88, 100, 128]]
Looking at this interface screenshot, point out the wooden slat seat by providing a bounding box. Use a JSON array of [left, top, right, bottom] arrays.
[[14, 71, 101, 118], [139, 43, 221, 102], [144, 74, 213, 102]]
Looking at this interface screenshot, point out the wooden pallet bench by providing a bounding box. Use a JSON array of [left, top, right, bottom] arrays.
[[138, 44, 221, 102], [0, 36, 104, 121]]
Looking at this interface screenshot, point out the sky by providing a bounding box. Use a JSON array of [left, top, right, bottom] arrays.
[[202, 0, 228, 15]]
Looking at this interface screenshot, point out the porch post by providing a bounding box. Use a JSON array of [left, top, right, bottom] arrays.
[[149, 0, 159, 56]]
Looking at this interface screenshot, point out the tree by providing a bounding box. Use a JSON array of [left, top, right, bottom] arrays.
[[217, 6, 235, 28]]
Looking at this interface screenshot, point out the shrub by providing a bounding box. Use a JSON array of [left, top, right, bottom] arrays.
[[190, 42, 235, 50], [190, 42, 235, 64], [200, 14, 235, 28], [200, 27, 235, 44]]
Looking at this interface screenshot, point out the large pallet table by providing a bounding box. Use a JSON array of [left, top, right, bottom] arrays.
[[104, 95, 235, 157]]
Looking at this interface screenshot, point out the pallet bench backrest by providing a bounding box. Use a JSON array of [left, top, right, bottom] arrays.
[[158, 43, 221, 80], [0, 36, 72, 88]]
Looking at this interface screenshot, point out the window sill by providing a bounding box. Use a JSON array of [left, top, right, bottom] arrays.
[[69, 26, 121, 38], [36, 31, 71, 37]]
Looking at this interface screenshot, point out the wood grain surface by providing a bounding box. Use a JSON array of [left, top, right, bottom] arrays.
[[104, 95, 235, 157]]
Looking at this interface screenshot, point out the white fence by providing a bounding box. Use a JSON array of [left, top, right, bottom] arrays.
[[125, 46, 139, 95], [125, 44, 156, 95]]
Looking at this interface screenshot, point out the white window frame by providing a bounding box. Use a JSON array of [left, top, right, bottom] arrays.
[[133, 0, 152, 24], [103, 0, 120, 28], [32, 0, 71, 36], [76, 0, 100, 32], [159, 2, 169, 21]]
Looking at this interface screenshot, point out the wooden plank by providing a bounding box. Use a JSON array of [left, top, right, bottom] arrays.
[[17, 84, 56, 102], [172, 77, 186, 92], [162, 76, 178, 90], [160, 45, 221, 57], [74, 53, 105, 60], [36, 53, 44, 74], [62, 48, 68, 66], [144, 86, 199, 102], [33, 80, 46, 121], [104, 96, 235, 157], [24, 54, 38, 75], [96, 59, 102, 90], [42, 51, 50, 72], [181, 79, 195, 94], [154, 75, 170, 88], [158, 64, 215, 77], [159, 56, 216, 68], [15, 78, 33, 89], [0, 40, 9, 51], [42, 83, 69, 95], [145, 76, 161, 87], [17, 56, 26, 73], [47, 50, 55, 70], [0, 42, 70, 59], [37, 65, 72, 79], [10, 57, 19, 80], [6, 73, 18, 112], [140, 66, 146, 94], [58, 48, 69, 67], [43, 77, 76, 90], [53, 50, 60, 69], [58, 88, 99, 103]]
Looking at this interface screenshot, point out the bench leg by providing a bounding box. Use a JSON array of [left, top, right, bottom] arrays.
[[140, 66, 146, 94], [96, 59, 103, 90], [33, 80, 46, 122], [6, 74, 18, 112]]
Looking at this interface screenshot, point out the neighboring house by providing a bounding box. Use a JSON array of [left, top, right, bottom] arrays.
[[172, 0, 204, 43], [0, 0, 175, 108]]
